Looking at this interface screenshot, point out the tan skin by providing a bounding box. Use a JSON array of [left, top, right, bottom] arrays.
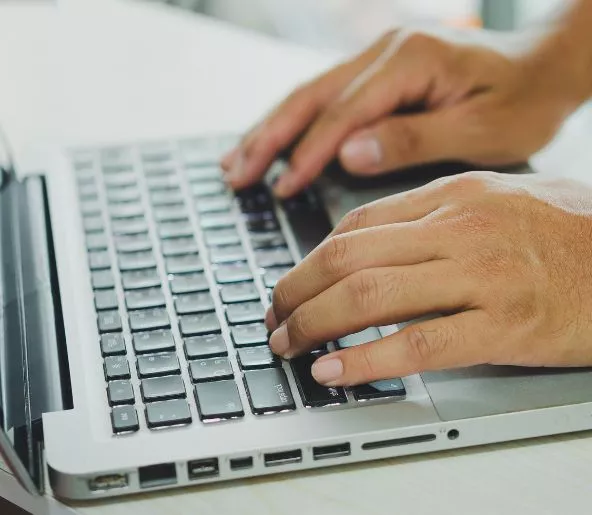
[[221, 2, 592, 386]]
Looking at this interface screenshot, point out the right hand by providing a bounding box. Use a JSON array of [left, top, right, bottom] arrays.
[[221, 30, 580, 197]]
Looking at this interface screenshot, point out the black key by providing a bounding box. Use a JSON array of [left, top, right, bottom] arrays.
[[102, 162, 133, 174], [80, 199, 101, 217], [150, 189, 184, 206], [336, 327, 381, 350], [236, 183, 273, 214], [245, 213, 278, 233], [352, 378, 406, 402], [169, 272, 209, 294], [209, 244, 246, 264], [145, 399, 192, 428], [230, 323, 268, 347], [98, 310, 122, 333], [141, 376, 186, 402], [290, 353, 347, 407], [103, 171, 137, 188], [107, 380, 135, 406], [237, 346, 280, 370], [78, 182, 98, 199], [219, 282, 259, 304], [214, 263, 252, 284], [86, 232, 108, 251], [122, 268, 161, 290], [129, 308, 170, 332], [118, 251, 157, 271], [109, 202, 144, 220], [165, 254, 203, 274], [243, 368, 295, 414], [144, 165, 175, 178], [91, 269, 115, 290], [142, 147, 172, 163], [161, 237, 199, 256], [200, 212, 235, 229], [137, 352, 180, 378], [184, 334, 228, 359], [133, 329, 175, 354], [111, 405, 139, 434], [125, 287, 166, 310], [111, 217, 148, 236], [83, 215, 104, 233], [104, 355, 130, 380], [115, 233, 152, 253], [195, 195, 231, 214], [95, 289, 118, 311], [146, 174, 178, 190], [255, 248, 293, 268], [154, 205, 188, 223], [179, 313, 220, 336], [249, 231, 286, 250], [189, 357, 233, 382], [204, 228, 240, 246], [100, 333, 126, 356], [194, 381, 244, 421], [174, 292, 215, 315], [158, 221, 193, 240], [106, 185, 141, 204], [185, 165, 222, 183], [191, 181, 225, 198], [263, 266, 292, 288], [226, 301, 265, 324]]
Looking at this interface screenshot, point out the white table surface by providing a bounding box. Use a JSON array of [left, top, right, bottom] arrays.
[[1, 1, 592, 514]]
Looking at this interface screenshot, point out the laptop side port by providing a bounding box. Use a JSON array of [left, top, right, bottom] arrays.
[[229, 457, 253, 471], [362, 434, 436, 451], [312, 443, 351, 461], [88, 474, 129, 492], [264, 450, 302, 467], [187, 458, 219, 480], [138, 463, 177, 489]]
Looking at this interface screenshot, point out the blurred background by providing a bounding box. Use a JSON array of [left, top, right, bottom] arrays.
[[147, 0, 564, 52]]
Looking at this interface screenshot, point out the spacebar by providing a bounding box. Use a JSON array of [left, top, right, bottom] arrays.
[[290, 353, 348, 408]]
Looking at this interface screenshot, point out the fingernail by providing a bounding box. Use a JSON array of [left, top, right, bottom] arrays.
[[264, 307, 278, 332], [269, 324, 290, 357], [273, 171, 296, 198], [340, 135, 382, 170], [312, 358, 344, 386]]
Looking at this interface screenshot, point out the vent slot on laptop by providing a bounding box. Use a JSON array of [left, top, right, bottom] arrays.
[[362, 434, 436, 451]]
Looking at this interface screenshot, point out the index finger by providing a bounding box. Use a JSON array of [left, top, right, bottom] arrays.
[[222, 33, 396, 190]]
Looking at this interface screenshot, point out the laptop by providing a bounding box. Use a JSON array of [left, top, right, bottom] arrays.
[[1, 133, 592, 501]]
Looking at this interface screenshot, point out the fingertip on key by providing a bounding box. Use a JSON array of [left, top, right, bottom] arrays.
[[269, 324, 290, 357]]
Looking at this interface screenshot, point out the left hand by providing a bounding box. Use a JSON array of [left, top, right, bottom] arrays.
[[266, 171, 592, 386]]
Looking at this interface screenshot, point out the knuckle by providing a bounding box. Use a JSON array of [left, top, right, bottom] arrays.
[[354, 346, 380, 381], [346, 270, 382, 313], [317, 235, 352, 277], [336, 205, 368, 233], [271, 278, 294, 320], [287, 307, 317, 344], [401, 324, 450, 368]]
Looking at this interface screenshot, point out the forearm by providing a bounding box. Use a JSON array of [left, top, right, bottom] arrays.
[[529, 0, 592, 111]]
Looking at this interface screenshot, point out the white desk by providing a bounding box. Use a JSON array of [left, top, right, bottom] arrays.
[[1, 1, 592, 514]]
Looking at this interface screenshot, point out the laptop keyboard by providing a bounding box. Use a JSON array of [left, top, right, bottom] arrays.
[[72, 135, 406, 435]]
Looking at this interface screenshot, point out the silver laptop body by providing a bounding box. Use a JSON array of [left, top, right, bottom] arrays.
[[2, 134, 592, 501]]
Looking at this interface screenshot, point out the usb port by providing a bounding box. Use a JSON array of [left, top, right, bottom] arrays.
[[188, 458, 219, 480], [88, 474, 128, 492], [230, 457, 253, 471], [264, 449, 302, 467], [312, 443, 351, 461]]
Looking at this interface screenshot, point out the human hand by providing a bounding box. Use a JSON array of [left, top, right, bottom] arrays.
[[265, 172, 592, 386], [221, 30, 580, 198]]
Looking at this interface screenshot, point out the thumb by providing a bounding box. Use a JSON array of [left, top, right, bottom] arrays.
[[338, 109, 474, 175]]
